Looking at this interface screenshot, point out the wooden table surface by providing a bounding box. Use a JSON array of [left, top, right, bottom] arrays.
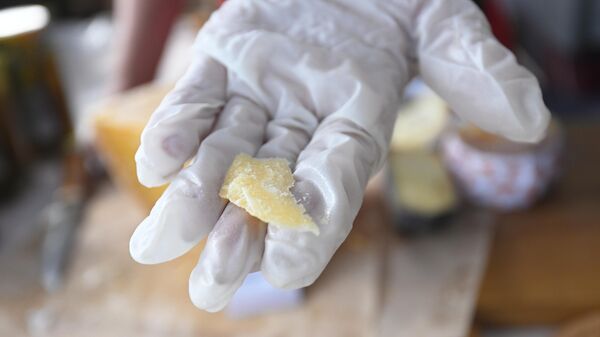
[[477, 123, 600, 325]]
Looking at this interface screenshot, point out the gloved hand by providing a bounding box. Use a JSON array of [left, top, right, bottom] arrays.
[[130, 0, 550, 311]]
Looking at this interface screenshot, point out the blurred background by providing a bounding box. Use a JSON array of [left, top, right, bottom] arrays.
[[0, 0, 599, 336]]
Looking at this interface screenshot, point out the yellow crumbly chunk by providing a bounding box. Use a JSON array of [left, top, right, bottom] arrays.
[[219, 154, 319, 235]]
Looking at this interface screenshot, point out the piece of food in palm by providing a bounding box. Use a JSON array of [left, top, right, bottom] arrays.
[[219, 153, 319, 235]]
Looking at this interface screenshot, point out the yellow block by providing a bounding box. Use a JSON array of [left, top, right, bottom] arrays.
[[220, 154, 319, 235], [93, 84, 171, 210]]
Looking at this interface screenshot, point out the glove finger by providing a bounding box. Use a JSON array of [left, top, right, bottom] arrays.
[[130, 96, 268, 264], [261, 118, 381, 289], [415, 0, 550, 142], [188, 111, 318, 310], [189, 204, 266, 312], [135, 53, 227, 187]]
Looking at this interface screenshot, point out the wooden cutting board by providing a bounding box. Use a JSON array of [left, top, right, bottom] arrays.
[[0, 180, 489, 336], [0, 184, 386, 337]]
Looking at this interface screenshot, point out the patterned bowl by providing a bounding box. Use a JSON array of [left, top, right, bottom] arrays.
[[440, 122, 563, 210]]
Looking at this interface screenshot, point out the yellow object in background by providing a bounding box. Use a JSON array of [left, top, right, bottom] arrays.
[[94, 84, 171, 210], [220, 154, 319, 235], [391, 92, 448, 152], [386, 88, 457, 232], [389, 151, 457, 216]]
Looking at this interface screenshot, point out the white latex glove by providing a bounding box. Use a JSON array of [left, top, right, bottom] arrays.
[[130, 0, 550, 311]]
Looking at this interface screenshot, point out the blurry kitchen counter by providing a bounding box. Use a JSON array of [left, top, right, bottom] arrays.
[[0, 183, 386, 337], [477, 123, 600, 325]]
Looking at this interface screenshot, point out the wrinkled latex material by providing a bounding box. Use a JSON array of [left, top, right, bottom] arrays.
[[219, 154, 319, 234], [130, 0, 550, 311]]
